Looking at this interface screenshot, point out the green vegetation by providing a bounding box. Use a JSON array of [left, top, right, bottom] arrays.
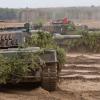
[[0, 52, 40, 84], [0, 31, 66, 83], [9, 52, 40, 76], [0, 55, 11, 83], [1, 31, 62, 83], [66, 31, 100, 52], [65, 23, 75, 31], [0, 7, 100, 23], [28, 31, 54, 48], [27, 31, 66, 65]]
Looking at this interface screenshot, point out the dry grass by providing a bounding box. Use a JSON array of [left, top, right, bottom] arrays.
[[75, 20, 100, 29], [0, 22, 25, 28]]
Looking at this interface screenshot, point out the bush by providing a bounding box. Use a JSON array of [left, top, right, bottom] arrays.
[[0, 52, 40, 84], [27, 31, 66, 65], [66, 31, 100, 52], [0, 55, 11, 83], [56, 47, 66, 65], [27, 31, 54, 48], [9, 52, 39, 76]]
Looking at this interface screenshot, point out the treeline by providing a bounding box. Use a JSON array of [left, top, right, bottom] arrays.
[[0, 8, 19, 20], [0, 7, 100, 22]]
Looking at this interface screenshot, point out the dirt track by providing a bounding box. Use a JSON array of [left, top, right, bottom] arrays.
[[0, 53, 100, 100]]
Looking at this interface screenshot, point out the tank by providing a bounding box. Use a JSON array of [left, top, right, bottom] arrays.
[[0, 22, 59, 91], [42, 18, 75, 34], [53, 34, 82, 45]]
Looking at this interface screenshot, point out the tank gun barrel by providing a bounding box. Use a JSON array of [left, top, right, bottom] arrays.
[[53, 34, 82, 45], [54, 34, 82, 40]]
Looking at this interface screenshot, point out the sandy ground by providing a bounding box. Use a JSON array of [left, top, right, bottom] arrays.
[[0, 53, 100, 100]]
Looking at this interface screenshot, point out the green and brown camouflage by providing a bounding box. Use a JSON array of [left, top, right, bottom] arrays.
[[0, 22, 59, 91]]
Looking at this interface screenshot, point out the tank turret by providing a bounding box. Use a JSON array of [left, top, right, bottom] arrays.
[[0, 22, 31, 48]]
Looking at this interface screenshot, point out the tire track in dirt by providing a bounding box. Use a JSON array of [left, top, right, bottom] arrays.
[[58, 53, 100, 100], [60, 54, 100, 80]]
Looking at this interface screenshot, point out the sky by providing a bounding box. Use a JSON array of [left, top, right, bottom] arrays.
[[0, 0, 100, 8]]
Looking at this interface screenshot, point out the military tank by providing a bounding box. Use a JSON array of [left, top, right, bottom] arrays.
[[42, 17, 75, 35], [0, 22, 59, 91]]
